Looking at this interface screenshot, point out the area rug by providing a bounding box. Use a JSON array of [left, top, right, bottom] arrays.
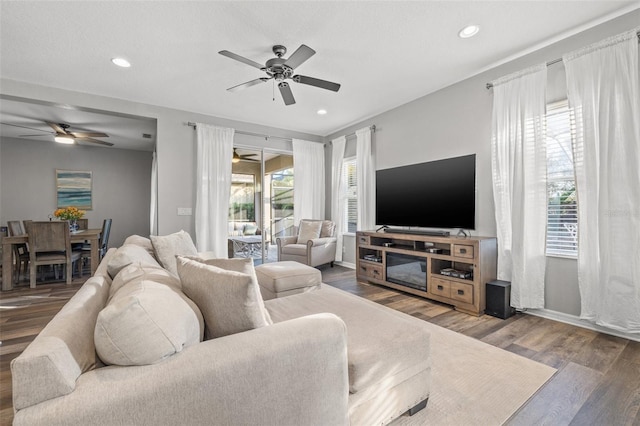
[[392, 322, 556, 425]]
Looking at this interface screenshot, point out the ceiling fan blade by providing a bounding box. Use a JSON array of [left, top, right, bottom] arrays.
[[293, 75, 341, 92], [76, 137, 114, 147], [278, 82, 296, 106], [19, 133, 52, 137], [0, 122, 52, 133], [46, 122, 67, 134], [219, 50, 264, 70], [284, 44, 315, 69], [227, 77, 271, 92], [70, 131, 109, 138]]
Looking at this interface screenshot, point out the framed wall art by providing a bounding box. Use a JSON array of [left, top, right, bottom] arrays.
[[56, 169, 93, 210]]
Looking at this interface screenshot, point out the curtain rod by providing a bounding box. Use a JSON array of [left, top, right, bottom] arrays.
[[186, 122, 376, 144], [485, 30, 640, 90]]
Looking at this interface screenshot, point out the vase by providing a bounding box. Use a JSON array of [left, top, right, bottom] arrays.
[[69, 220, 79, 233]]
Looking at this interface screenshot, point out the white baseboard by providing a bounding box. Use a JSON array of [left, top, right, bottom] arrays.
[[335, 261, 355, 269], [524, 308, 640, 343]]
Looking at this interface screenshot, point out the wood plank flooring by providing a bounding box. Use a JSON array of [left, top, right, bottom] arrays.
[[1, 265, 639, 425]]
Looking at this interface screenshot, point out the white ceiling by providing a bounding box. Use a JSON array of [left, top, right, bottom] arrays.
[[1, 1, 638, 147]]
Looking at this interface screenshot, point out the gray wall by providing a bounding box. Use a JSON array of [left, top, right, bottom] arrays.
[[325, 10, 640, 316], [0, 79, 321, 250], [1, 137, 152, 247]]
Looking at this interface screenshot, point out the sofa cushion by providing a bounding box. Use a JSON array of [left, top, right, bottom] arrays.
[[150, 230, 198, 276], [95, 265, 203, 366], [107, 244, 161, 279], [123, 234, 156, 257], [184, 256, 272, 325], [176, 256, 271, 339], [265, 285, 431, 394], [297, 221, 322, 244]]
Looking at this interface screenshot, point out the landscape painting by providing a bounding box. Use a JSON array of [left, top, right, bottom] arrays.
[[56, 170, 92, 210]]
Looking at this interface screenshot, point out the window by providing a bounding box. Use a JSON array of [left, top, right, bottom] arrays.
[[229, 173, 255, 221], [342, 158, 357, 233], [546, 101, 577, 257]]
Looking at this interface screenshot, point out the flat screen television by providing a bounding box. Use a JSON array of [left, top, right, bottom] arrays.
[[375, 154, 476, 230]]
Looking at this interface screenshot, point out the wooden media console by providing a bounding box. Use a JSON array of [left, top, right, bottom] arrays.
[[356, 230, 497, 316]]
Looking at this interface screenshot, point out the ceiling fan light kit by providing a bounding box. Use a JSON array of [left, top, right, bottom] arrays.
[[54, 134, 75, 144], [219, 44, 341, 105]]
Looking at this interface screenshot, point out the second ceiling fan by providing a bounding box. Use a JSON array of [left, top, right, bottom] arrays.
[[219, 44, 341, 105]]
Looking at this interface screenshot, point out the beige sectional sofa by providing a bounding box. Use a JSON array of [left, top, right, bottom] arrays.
[[11, 233, 431, 425]]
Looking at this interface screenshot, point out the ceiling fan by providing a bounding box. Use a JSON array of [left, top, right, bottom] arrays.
[[232, 148, 259, 163], [219, 44, 341, 105], [8, 121, 113, 146]]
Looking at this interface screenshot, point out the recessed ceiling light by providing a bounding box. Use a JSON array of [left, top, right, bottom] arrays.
[[458, 25, 480, 39], [317, 109, 327, 115], [111, 57, 131, 68]]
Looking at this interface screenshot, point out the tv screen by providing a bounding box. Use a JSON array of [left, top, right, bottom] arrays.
[[375, 154, 476, 230]]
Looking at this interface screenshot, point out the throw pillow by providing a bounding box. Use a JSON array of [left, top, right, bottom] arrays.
[[150, 230, 198, 276], [183, 256, 272, 325], [176, 256, 270, 339], [320, 221, 336, 238], [95, 268, 203, 366], [297, 220, 322, 244], [243, 223, 258, 235]]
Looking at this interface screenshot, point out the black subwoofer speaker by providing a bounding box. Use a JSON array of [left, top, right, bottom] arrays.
[[485, 280, 515, 319]]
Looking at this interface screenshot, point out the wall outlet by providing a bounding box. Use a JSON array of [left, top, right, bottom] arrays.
[[177, 207, 192, 216]]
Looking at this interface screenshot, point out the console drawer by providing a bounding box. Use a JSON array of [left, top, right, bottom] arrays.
[[453, 244, 474, 259], [430, 276, 451, 298], [358, 262, 383, 280], [451, 281, 474, 304], [357, 235, 371, 245]]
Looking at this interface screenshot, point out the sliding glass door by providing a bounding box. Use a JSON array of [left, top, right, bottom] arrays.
[[229, 147, 293, 264]]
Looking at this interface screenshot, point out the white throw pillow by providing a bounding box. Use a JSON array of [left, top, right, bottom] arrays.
[[176, 256, 270, 339], [297, 221, 322, 244], [150, 230, 198, 276], [95, 267, 203, 366]]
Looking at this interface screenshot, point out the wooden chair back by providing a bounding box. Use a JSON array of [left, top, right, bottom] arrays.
[[76, 218, 89, 230], [28, 221, 70, 253], [8, 220, 25, 236]]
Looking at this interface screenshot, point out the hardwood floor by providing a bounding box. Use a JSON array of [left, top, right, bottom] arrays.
[[1, 265, 639, 425]]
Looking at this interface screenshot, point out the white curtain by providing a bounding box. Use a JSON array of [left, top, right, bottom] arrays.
[[490, 64, 548, 310], [150, 151, 158, 236], [195, 123, 234, 257], [292, 139, 325, 225], [331, 136, 346, 262], [563, 29, 640, 332], [356, 127, 375, 231]]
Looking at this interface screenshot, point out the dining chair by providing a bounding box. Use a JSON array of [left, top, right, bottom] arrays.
[[80, 219, 112, 264], [8, 220, 30, 284], [76, 218, 89, 230], [26, 221, 82, 288]]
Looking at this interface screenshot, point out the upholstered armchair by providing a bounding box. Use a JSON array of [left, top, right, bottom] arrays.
[[276, 219, 337, 267]]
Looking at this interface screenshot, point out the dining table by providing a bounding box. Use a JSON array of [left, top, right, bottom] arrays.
[[1, 228, 102, 291]]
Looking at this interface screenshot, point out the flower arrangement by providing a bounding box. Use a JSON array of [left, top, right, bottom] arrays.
[[54, 206, 85, 221]]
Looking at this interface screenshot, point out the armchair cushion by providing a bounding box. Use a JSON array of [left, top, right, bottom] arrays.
[[297, 221, 322, 244]]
